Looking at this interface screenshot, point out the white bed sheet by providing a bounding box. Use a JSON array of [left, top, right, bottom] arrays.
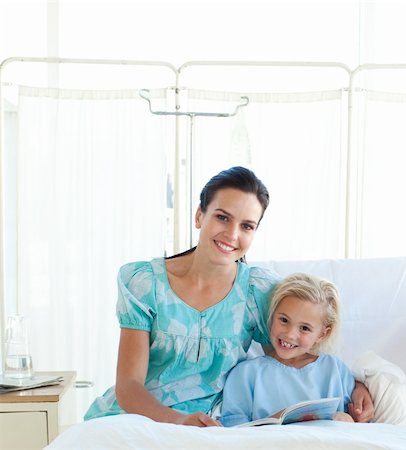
[[45, 414, 406, 450]]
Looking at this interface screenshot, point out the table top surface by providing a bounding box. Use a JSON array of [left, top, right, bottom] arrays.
[[0, 371, 76, 403]]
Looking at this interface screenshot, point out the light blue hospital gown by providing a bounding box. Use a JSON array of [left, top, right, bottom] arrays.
[[84, 257, 280, 420], [220, 354, 355, 427]]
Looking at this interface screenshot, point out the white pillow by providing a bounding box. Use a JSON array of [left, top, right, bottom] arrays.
[[352, 351, 406, 425]]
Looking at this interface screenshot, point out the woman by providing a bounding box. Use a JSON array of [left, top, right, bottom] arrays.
[[85, 166, 373, 426]]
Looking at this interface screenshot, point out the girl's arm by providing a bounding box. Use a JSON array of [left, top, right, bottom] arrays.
[[115, 328, 219, 427], [220, 363, 254, 426], [348, 381, 374, 422]]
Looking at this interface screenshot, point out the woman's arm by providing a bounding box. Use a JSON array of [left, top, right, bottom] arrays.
[[115, 328, 219, 427], [348, 381, 374, 422]]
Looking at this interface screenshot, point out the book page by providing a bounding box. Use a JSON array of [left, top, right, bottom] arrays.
[[234, 416, 281, 427], [282, 397, 341, 424], [234, 397, 341, 427]]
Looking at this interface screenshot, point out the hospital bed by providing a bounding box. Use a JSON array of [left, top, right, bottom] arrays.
[[45, 256, 406, 449]]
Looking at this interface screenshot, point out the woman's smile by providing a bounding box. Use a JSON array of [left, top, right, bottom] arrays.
[[214, 240, 238, 253]]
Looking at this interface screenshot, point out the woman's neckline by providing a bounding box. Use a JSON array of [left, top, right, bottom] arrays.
[[160, 256, 241, 314]]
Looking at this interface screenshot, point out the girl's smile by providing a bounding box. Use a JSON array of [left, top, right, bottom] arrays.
[[269, 295, 330, 368]]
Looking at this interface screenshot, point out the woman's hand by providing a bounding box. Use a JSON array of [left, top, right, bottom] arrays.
[[348, 381, 374, 422], [333, 412, 354, 422], [176, 412, 222, 427]]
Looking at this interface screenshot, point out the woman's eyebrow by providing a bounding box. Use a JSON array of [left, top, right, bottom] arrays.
[[215, 208, 230, 215], [215, 208, 258, 226]]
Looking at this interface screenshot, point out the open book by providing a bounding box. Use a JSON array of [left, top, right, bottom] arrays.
[[0, 374, 63, 394], [235, 397, 341, 427]]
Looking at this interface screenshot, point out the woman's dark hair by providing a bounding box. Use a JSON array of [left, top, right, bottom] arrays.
[[199, 166, 269, 221], [166, 166, 269, 260]]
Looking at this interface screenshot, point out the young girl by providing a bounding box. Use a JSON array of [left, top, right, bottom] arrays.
[[220, 272, 355, 427]]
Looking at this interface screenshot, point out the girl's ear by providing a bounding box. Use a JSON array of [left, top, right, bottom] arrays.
[[316, 326, 332, 344], [195, 207, 202, 229]]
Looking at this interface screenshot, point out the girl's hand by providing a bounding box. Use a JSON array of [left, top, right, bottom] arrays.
[[333, 412, 354, 422], [176, 412, 222, 427]]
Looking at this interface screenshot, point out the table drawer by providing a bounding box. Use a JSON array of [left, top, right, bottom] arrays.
[[0, 411, 48, 449]]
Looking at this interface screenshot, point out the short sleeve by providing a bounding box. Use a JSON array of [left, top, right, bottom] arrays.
[[335, 358, 356, 412], [248, 266, 282, 345], [116, 261, 157, 331], [220, 359, 257, 426]]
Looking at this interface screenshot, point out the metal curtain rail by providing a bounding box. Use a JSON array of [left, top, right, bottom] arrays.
[[0, 56, 178, 71], [178, 59, 352, 73]]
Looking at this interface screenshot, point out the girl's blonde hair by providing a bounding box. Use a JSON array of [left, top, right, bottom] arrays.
[[267, 273, 341, 354]]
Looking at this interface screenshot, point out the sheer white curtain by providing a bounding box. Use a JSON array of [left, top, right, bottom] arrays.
[[350, 78, 406, 257], [183, 87, 348, 261], [12, 85, 169, 418]]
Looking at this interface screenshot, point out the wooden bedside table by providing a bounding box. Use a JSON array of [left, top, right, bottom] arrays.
[[0, 371, 76, 450]]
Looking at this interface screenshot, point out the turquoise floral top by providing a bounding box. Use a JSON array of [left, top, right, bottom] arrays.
[[84, 258, 280, 420]]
